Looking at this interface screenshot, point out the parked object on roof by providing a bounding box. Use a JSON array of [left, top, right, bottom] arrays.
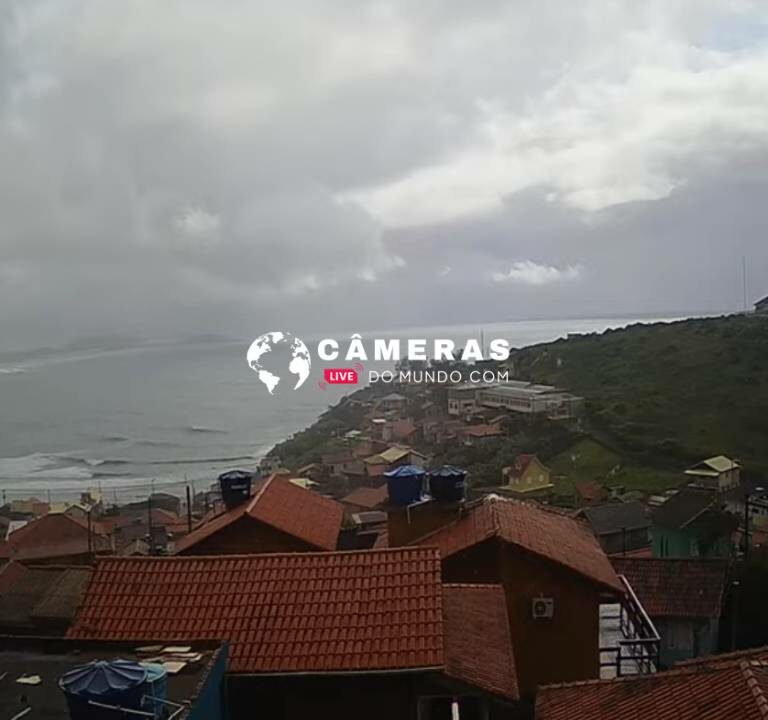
[[174, 475, 344, 555], [536, 645, 768, 720], [428, 465, 467, 503], [140, 662, 168, 718], [218, 469, 253, 510], [384, 464, 427, 506], [68, 549, 520, 716], [611, 557, 730, 668], [59, 658, 147, 718], [576, 502, 650, 555], [0, 636, 225, 720]]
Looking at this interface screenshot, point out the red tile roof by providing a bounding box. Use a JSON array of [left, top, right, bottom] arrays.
[[67, 548, 518, 698], [0, 513, 111, 561], [574, 481, 606, 504], [464, 424, 503, 438], [443, 584, 518, 700], [612, 557, 730, 618], [341, 485, 389, 510], [173, 475, 343, 553], [536, 647, 768, 720], [415, 496, 622, 592]]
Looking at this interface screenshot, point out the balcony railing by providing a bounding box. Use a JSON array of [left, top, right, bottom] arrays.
[[599, 574, 660, 678]]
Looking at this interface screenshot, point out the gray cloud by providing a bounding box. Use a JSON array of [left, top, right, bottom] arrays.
[[1, 0, 768, 349]]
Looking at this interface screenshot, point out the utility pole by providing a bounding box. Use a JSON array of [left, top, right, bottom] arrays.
[[186, 485, 193, 533], [87, 508, 93, 558], [742, 256, 748, 313], [147, 487, 154, 556]]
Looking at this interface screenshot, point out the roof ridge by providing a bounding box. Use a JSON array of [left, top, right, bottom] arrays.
[[740, 660, 768, 718], [98, 546, 441, 563], [677, 646, 768, 667], [540, 657, 748, 693], [247, 473, 275, 512]]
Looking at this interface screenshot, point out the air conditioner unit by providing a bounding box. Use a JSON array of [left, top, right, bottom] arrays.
[[532, 597, 554, 619]]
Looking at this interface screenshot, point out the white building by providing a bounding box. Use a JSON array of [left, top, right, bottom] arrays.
[[477, 382, 584, 419]]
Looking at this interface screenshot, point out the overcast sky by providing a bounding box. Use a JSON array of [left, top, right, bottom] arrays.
[[2, 0, 768, 349]]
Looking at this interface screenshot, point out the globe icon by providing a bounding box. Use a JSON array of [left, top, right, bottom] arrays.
[[246, 331, 312, 394]]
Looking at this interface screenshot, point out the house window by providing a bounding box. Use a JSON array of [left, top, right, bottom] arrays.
[[689, 539, 699, 557]]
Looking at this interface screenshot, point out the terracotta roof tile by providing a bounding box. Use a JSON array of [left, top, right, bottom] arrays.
[[67, 548, 517, 698], [0, 562, 92, 625], [536, 648, 768, 720], [0, 513, 110, 561], [443, 584, 518, 700], [341, 485, 389, 510], [415, 496, 622, 592], [174, 475, 343, 553], [612, 557, 730, 618]]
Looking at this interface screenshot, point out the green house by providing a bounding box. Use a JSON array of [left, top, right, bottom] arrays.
[[652, 488, 736, 559]]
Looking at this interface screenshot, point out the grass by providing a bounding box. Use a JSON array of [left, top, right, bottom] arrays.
[[514, 314, 768, 477]]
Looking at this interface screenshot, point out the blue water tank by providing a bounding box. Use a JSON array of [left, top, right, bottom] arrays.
[[429, 465, 467, 503], [59, 659, 148, 719], [384, 464, 426, 506], [140, 662, 168, 718], [219, 469, 253, 509]]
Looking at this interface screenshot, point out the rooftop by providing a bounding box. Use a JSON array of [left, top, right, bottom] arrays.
[[173, 475, 343, 553], [414, 496, 622, 592], [68, 548, 518, 699], [536, 646, 768, 720], [611, 557, 730, 618], [464, 424, 503, 438], [0, 562, 92, 629], [0, 512, 111, 562], [341, 484, 389, 510], [0, 635, 224, 720], [579, 502, 650, 535], [685, 455, 740, 476], [652, 488, 718, 530]]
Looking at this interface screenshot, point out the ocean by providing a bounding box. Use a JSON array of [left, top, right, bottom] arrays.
[[0, 316, 687, 503]]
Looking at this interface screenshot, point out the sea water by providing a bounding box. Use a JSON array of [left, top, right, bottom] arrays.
[[0, 315, 686, 502]]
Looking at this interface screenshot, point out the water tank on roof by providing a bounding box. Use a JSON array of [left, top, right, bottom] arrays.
[[59, 659, 147, 719], [384, 464, 426, 506], [429, 466, 467, 503], [219, 469, 253, 509], [140, 662, 168, 718]]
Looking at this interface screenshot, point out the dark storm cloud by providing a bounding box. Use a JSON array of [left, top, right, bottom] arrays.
[[0, 1, 767, 348]]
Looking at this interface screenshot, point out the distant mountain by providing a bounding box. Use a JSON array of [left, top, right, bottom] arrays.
[[514, 314, 768, 475]]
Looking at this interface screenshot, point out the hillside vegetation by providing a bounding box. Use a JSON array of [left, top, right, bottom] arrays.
[[514, 314, 768, 476]]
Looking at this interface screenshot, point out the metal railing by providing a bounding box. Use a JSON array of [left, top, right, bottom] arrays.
[[600, 574, 660, 677]]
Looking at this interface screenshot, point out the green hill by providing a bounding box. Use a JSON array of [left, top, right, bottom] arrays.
[[513, 313, 768, 476]]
